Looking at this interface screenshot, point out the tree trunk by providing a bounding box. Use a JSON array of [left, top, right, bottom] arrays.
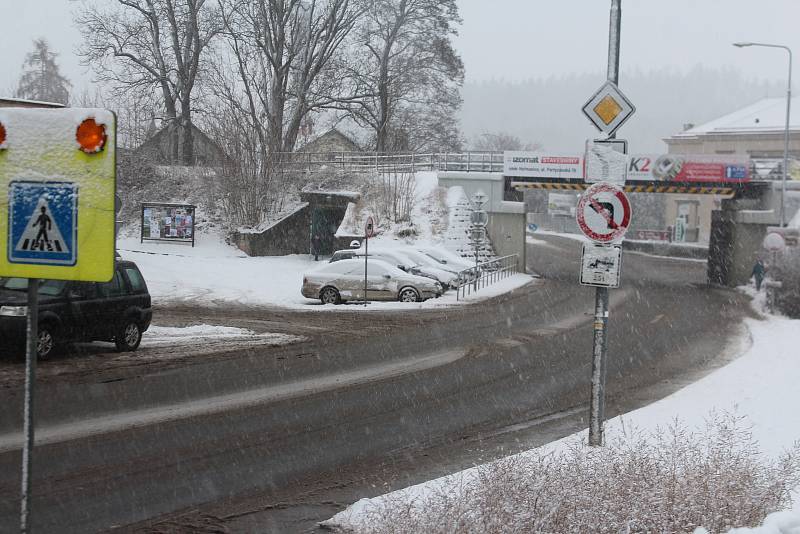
[[181, 99, 194, 165]]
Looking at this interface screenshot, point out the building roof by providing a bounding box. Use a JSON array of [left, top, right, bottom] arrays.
[[0, 97, 65, 109], [297, 128, 361, 152], [671, 96, 800, 139]]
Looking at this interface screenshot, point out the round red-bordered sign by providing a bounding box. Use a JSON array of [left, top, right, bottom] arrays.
[[365, 215, 375, 238], [576, 182, 632, 242]]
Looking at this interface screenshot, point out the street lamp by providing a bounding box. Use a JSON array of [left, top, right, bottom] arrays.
[[733, 42, 793, 227]]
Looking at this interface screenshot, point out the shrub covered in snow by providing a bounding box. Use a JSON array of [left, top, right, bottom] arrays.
[[341, 413, 799, 534], [770, 248, 800, 318]]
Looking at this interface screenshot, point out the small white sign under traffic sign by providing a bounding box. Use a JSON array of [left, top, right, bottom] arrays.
[[580, 243, 622, 288], [576, 182, 632, 243], [584, 140, 628, 185], [582, 80, 636, 136]]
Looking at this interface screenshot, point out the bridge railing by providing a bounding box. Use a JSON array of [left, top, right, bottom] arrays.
[[455, 254, 519, 301], [273, 151, 504, 174]]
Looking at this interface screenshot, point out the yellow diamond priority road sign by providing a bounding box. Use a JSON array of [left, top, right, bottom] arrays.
[[582, 81, 635, 135]]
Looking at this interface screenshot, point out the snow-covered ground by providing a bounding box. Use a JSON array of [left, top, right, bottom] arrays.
[[323, 289, 800, 533], [117, 231, 532, 311], [143, 324, 302, 348]]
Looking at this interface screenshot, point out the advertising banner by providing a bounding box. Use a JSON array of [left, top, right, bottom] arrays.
[[504, 151, 583, 179], [627, 154, 750, 183]]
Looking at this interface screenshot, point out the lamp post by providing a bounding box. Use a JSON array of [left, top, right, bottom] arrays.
[[733, 42, 793, 227]]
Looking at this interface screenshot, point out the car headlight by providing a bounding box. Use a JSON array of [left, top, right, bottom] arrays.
[[0, 305, 27, 317]]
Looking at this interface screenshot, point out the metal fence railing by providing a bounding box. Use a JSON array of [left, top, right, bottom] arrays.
[[455, 254, 519, 301], [273, 151, 504, 174]]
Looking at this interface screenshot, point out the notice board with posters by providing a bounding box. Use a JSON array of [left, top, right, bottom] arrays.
[[140, 203, 196, 246]]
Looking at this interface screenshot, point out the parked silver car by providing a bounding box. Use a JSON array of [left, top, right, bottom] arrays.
[[329, 248, 458, 289], [302, 259, 442, 304]]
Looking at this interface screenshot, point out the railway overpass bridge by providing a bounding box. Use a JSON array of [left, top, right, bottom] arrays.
[[279, 150, 791, 286]]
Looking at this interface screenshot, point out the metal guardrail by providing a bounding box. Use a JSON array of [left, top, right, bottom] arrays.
[[273, 151, 504, 174], [455, 254, 519, 301]]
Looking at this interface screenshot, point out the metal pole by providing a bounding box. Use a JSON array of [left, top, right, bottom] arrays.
[[474, 236, 479, 292], [588, 287, 609, 446], [589, 0, 621, 448], [364, 235, 368, 307], [20, 278, 39, 533], [782, 48, 792, 227]]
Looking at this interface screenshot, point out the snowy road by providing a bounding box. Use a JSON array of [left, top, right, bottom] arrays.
[[0, 234, 750, 533]]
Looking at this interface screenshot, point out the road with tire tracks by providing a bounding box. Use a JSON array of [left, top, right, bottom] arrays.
[[0, 234, 751, 532]]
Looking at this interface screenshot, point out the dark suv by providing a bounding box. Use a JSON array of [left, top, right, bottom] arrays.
[[0, 260, 152, 359]]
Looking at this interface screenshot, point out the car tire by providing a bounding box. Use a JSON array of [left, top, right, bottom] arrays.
[[320, 287, 341, 305], [115, 320, 142, 352], [36, 322, 59, 360], [398, 287, 420, 303]]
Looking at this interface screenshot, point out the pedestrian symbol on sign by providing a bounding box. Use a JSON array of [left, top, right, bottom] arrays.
[[8, 181, 78, 266]]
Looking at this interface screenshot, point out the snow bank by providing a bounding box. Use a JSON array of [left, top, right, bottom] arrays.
[[323, 301, 800, 531], [118, 231, 533, 311], [143, 325, 302, 348]]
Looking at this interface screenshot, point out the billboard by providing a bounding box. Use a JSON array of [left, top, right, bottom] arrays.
[[627, 154, 750, 183], [141, 203, 196, 246], [506, 151, 751, 184], [504, 151, 583, 179]]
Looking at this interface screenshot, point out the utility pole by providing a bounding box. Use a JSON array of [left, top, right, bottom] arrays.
[[588, 0, 622, 448]]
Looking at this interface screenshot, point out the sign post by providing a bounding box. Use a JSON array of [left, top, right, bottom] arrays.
[[20, 278, 38, 534], [580, 0, 631, 447], [364, 216, 375, 306], [470, 191, 488, 290], [0, 107, 117, 531]]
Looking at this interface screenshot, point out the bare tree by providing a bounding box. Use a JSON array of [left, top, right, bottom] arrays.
[[15, 39, 72, 105], [340, 0, 464, 152], [206, 0, 361, 226], [471, 132, 541, 152], [75, 0, 220, 164]]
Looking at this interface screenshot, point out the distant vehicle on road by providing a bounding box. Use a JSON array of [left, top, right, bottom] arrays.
[[0, 260, 152, 359], [302, 258, 442, 304]]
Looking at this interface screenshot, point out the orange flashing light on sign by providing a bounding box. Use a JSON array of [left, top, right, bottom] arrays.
[[76, 118, 106, 153], [0, 122, 6, 148]]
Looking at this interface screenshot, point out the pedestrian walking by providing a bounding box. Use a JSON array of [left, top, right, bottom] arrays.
[[751, 257, 766, 291], [312, 233, 321, 261]]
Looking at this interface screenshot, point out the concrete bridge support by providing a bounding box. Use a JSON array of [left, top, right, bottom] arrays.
[[708, 193, 777, 287]]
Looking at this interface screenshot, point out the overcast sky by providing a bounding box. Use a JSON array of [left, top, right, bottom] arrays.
[[0, 0, 797, 95]]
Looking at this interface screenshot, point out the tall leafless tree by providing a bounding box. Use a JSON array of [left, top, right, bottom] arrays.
[[75, 0, 219, 165], [206, 0, 362, 225], [15, 39, 72, 105], [340, 0, 464, 152]]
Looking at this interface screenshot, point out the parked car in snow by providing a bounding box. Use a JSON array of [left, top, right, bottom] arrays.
[[330, 248, 458, 289], [392, 248, 463, 287], [417, 246, 475, 272], [301, 258, 442, 304], [0, 260, 152, 359]]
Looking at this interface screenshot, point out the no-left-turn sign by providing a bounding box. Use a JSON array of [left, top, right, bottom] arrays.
[[576, 182, 632, 243]]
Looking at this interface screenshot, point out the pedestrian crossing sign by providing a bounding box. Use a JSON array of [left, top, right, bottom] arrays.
[[9, 181, 78, 266], [0, 107, 116, 281]]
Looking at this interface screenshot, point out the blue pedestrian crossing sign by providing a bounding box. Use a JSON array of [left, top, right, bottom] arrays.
[[9, 181, 78, 266]]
